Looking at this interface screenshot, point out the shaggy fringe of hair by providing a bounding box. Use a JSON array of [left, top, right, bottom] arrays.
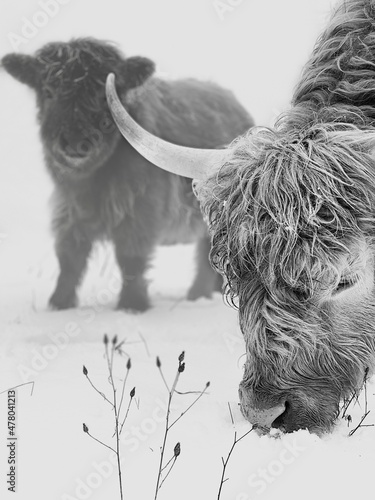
[[36, 38, 125, 115], [201, 105, 375, 302], [294, 0, 375, 113]]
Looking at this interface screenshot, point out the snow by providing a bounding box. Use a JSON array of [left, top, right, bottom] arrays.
[[1, 0, 375, 499]]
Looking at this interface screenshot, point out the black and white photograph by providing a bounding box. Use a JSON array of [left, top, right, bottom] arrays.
[[2, 0, 375, 498]]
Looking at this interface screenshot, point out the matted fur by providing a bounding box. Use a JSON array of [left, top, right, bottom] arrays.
[[2, 38, 253, 311], [197, 0, 375, 432]]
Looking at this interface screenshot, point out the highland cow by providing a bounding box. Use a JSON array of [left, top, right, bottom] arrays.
[[1, 38, 253, 311], [106, 0, 375, 433]]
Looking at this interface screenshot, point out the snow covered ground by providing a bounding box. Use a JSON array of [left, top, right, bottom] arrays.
[[1, 1, 375, 499]]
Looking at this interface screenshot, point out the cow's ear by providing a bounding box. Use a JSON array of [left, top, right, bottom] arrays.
[[122, 56, 155, 90], [1, 53, 42, 89]]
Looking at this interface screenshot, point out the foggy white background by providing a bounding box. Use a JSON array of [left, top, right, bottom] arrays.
[[1, 0, 335, 125]]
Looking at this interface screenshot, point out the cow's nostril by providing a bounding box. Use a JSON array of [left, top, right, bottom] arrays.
[[59, 133, 87, 158], [241, 400, 287, 429], [271, 401, 290, 429]]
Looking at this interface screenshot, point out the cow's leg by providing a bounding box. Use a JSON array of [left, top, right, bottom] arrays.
[[115, 254, 151, 311], [113, 225, 154, 312], [187, 235, 223, 300], [49, 225, 93, 310]]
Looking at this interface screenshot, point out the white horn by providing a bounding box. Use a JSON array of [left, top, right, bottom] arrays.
[[105, 73, 230, 180]]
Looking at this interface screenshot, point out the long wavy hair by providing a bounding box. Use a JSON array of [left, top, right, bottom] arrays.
[[198, 0, 375, 431]]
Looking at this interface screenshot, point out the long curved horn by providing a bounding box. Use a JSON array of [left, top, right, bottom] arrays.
[[105, 73, 230, 180]]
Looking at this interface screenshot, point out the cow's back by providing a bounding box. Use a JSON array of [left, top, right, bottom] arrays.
[[125, 77, 254, 149]]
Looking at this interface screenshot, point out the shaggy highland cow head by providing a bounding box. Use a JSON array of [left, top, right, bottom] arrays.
[[2, 38, 155, 178], [199, 104, 375, 434], [105, 0, 375, 434]]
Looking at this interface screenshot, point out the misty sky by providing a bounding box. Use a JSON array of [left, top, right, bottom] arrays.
[[1, 0, 335, 125]]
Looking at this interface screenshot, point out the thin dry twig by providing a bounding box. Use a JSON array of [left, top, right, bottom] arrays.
[[118, 358, 132, 417], [343, 368, 374, 436], [0, 381, 35, 396], [138, 331, 151, 357], [83, 423, 116, 454], [119, 388, 136, 435], [169, 382, 210, 430], [156, 356, 170, 393], [217, 404, 254, 499], [83, 334, 135, 500], [154, 351, 209, 499], [217, 429, 254, 499], [159, 442, 181, 490], [83, 366, 113, 407]]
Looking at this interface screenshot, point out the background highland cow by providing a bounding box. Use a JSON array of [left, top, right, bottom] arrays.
[[2, 38, 253, 311], [107, 0, 375, 434]]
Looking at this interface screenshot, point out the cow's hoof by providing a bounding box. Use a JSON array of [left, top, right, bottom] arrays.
[[117, 288, 150, 312], [49, 290, 77, 310]]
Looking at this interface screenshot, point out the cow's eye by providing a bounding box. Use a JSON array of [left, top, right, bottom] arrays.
[[334, 276, 357, 295]]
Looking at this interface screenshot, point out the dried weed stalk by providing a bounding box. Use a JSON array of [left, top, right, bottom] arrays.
[[83, 334, 135, 500], [154, 351, 210, 499]]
